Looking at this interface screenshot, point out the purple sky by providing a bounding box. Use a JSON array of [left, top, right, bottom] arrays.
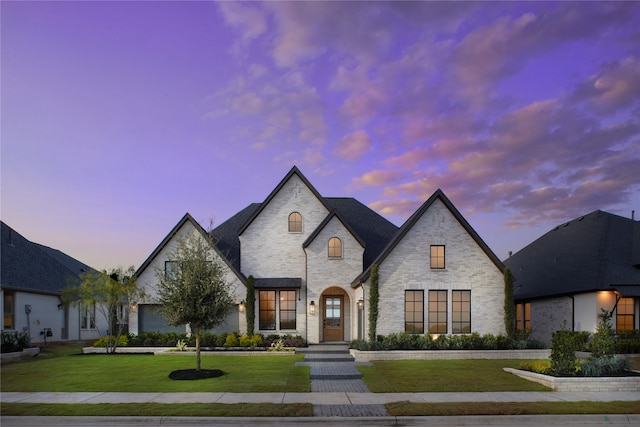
[[2, 1, 639, 271]]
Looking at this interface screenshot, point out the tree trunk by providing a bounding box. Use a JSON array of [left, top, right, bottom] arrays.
[[195, 327, 201, 371]]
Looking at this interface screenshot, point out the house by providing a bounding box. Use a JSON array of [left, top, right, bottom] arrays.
[[133, 166, 507, 343], [504, 210, 640, 345], [1, 221, 105, 344]]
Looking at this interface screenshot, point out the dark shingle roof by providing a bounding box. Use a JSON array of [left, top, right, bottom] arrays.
[[1, 222, 94, 295], [212, 203, 261, 273], [505, 210, 640, 300]]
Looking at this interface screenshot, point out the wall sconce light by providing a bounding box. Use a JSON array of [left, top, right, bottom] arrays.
[[357, 299, 364, 309], [309, 300, 316, 315], [131, 302, 138, 313], [239, 301, 246, 313], [57, 303, 64, 310]]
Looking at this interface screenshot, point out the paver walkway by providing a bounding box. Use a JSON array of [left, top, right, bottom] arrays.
[[295, 343, 390, 417]]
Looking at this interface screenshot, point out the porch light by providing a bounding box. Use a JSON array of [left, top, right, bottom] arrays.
[[239, 301, 246, 313], [357, 299, 364, 309], [309, 300, 316, 315]]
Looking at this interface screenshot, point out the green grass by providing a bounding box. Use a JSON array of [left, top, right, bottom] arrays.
[[0, 403, 313, 417], [358, 359, 551, 392], [1, 345, 309, 392], [386, 401, 640, 416]]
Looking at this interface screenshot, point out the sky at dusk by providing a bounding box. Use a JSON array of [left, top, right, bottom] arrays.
[[2, 1, 639, 271]]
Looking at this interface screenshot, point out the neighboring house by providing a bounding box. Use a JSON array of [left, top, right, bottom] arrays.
[[504, 210, 640, 345], [133, 166, 507, 343], [1, 221, 105, 344]]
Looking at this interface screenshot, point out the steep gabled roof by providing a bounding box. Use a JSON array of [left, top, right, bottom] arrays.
[[237, 166, 332, 235], [352, 189, 505, 286], [1, 221, 95, 295], [212, 203, 261, 272], [505, 210, 640, 300], [133, 213, 246, 283], [302, 209, 367, 250]]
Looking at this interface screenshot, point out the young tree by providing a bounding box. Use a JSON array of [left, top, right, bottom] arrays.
[[155, 232, 234, 371], [503, 267, 516, 339], [63, 266, 143, 353]]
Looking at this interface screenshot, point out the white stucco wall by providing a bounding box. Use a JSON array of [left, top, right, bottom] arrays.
[[368, 198, 505, 337], [132, 220, 246, 335]]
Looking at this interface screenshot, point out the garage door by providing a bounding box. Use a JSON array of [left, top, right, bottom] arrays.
[[138, 304, 239, 334]]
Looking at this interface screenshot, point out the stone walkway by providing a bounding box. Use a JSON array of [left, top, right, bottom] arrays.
[[295, 343, 391, 417]]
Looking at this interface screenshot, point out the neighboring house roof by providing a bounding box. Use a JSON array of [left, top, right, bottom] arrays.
[[133, 213, 247, 283], [352, 189, 505, 286], [505, 210, 640, 300], [1, 221, 94, 295]]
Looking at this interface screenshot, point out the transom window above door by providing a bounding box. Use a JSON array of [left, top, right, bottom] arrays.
[[288, 212, 302, 232]]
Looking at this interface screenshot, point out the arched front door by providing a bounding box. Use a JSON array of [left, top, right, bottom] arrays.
[[323, 295, 344, 341]]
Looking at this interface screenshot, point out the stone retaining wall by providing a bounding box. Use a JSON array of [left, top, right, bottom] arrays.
[[350, 349, 550, 362], [504, 368, 640, 392], [82, 347, 294, 355]]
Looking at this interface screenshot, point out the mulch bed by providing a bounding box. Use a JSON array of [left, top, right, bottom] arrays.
[[169, 369, 224, 380]]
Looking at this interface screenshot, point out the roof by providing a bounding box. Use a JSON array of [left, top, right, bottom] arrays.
[[133, 213, 247, 283], [211, 203, 261, 273], [504, 210, 640, 300], [1, 221, 95, 295], [353, 189, 505, 286], [254, 278, 301, 289]]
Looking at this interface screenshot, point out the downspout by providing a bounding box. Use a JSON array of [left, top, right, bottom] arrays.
[[570, 296, 575, 331]]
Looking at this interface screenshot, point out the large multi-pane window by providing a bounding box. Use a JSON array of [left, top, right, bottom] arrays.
[[616, 297, 635, 333], [430, 245, 445, 269], [259, 291, 276, 330], [428, 290, 447, 333], [279, 290, 296, 330], [81, 304, 96, 329], [516, 302, 531, 331], [3, 292, 15, 330], [288, 212, 302, 232], [452, 290, 471, 334], [405, 290, 424, 334], [328, 237, 342, 258]]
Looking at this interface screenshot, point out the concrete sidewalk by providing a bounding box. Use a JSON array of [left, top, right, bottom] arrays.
[[2, 390, 640, 404]]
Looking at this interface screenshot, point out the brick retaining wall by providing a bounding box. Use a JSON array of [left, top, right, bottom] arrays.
[[504, 368, 640, 391], [350, 349, 551, 362]]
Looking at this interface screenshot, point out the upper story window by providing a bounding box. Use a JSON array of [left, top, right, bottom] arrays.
[[288, 212, 302, 233], [328, 237, 342, 258], [430, 245, 445, 269], [165, 261, 179, 280]]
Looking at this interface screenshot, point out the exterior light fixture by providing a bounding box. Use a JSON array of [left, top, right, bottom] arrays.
[[239, 301, 246, 313], [131, 302, 138, 313], [309, 300, 316, 315], [357, 299, 364, 309]]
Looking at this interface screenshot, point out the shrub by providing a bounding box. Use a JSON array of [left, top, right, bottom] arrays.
[[519, 360, 551, 374], [580, 355, 630, 377], [1, 331, 30, 353], [224, 334, 239, 347], [93, 335, 128, 348], [550, 329, 581, 376], [588, 309, 615, 358], [481, 333, 498, 349]]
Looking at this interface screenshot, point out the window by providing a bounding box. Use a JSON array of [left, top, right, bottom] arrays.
[[616, 297, 635, 333], [259, 290, 276, 330], [405, 290, 424, 334], [430, 245, 445, 269], [328, 237, 342, 258], [279, 290, 296, 330], [516, 302, 531, 331], [81, 304, 96, 329], [428, 290, 447, 333], [288, 212, 302, 232], [165, 261, 179, 280], [452, 290, 471, 334], [3, 292, 15, 330]]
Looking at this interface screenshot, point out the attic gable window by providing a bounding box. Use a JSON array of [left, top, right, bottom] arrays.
[[430, 245, 445, 269], [165, 261, 179, 280], [288, 212, 302, 233], [328, 237, 342, 258]]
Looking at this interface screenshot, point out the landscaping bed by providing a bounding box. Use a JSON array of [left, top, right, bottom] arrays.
[[83, 347, 295, 355], [351, 349, 550, 361]]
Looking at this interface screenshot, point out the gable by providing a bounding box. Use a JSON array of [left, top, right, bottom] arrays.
[[353, 189, 504, 286]]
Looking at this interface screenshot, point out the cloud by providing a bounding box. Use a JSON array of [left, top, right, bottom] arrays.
[[218, 2, 267, 42], [334, 130, 371, 161], [352, 169, 403, 188]]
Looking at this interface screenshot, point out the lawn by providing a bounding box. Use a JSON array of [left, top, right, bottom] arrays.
[[1, 345, 309, 393], [358, 359, 551, 392]]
